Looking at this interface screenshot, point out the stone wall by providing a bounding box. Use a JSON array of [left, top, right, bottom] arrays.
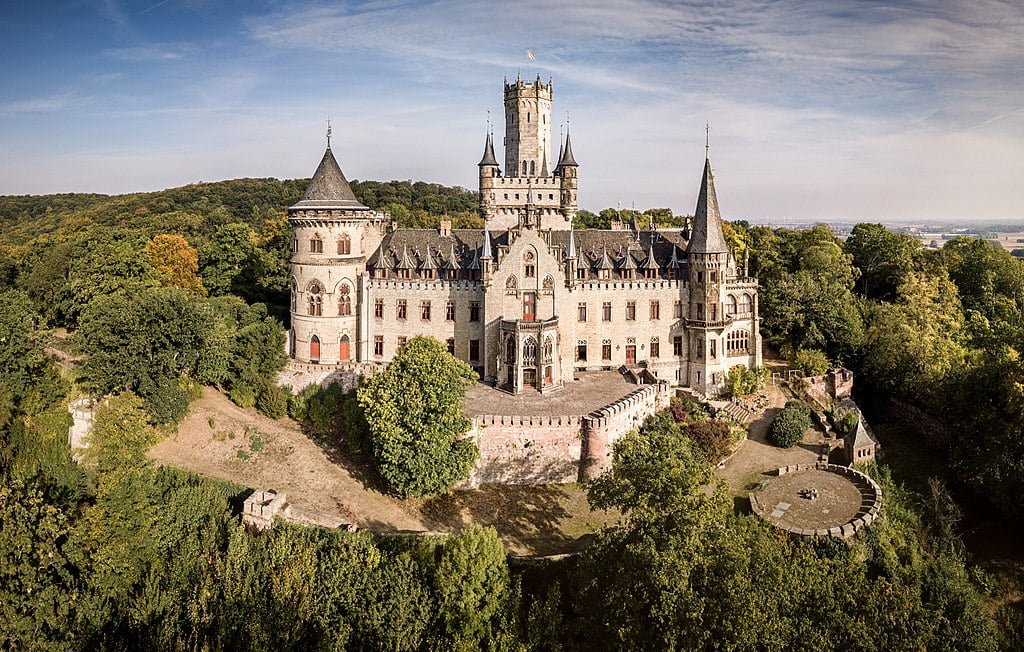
[[466, 381, 671, 486]]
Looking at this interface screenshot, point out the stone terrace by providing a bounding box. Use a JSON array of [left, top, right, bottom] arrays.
[[464, 371, 638, 417]]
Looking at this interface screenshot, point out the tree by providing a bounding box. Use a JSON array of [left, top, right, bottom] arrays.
[[434, 526, 511, 645], [768, 400, 811, 448], [846, 223, 921, 300], [685, 419, 733, 462], [724, 364, 767, 398], [145, 233, 205, 294], [358, 336, 478, 496], [793, 349, 829, 376]]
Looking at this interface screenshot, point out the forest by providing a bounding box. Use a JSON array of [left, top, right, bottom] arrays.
[[1, 178, 1023, 649]]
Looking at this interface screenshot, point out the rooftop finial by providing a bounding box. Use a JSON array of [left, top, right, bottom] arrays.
[[326, 117, 332, 149], [705, 122, 710, 158]]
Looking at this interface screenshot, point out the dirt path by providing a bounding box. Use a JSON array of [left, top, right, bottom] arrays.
[[716, 383, 820, 495], [151, 388, 614, 555]]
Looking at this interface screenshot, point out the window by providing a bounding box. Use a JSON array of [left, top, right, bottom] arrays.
[[290, 279, 297, 312], [726, 295, 737, 316], [578, 302, 587, 322], [543, 337, 553, 364], [310, 335, 320, 362], [446, 301, 456, 322], [601, 340, 612, 361], [710, 338, 717, 359], [650, 337, 660, 358], [709, 270, 717, 283], [374, 336, 384, 357], [727, 330, 751, 354], [397, 268, 412, 280], [398, 336, 407, 348], [421, 267, 435, 281], [597, 268, 611, 280], [523, 338, 537, 365], [470, 302, 480, 322], [337, 234, 351, 255], [739, 293, 752, 315], [673, 335, 683, 356], [697, 337, 705, 360], [374, 299, 384, 319], [447, 338, 455, 354], [397, 299, 407, 320], [338, 284, 351, 316], [710, 303, 717, 321], [696, 303, 705, 320], [602, 302, 612, 322], [525, 264, 536, 278], [650, 300, 660, 320], [576, 267, 588, 280], [421, 300, 431, 321], [523, 292, 536, 321], [576, 340, 588, 361], [470, 339, 480, 361], [697, 271, 704, 283], [626, 301, 636, 321], [307, 282, 323, 316], [674, 300, 683, 319], [310, 235, 323, 254], [291, 238, 298, 253]]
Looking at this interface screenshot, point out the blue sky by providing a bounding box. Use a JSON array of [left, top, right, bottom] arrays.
[[1, 0, 1022, 220]]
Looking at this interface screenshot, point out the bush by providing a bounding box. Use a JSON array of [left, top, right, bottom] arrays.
[[685, 419, 733, 462], [228, 384, 257, 409], [287, 383, 319, 421], [793, 349, 829, 377], [768, 400, 812, 448], [725, 365, 768, 398], [142, 380, 194, 426], [834, 410, 859, 436], [256, 383, 289, 419], [340, 389, 370, 453], [668, 395, 709, 425]]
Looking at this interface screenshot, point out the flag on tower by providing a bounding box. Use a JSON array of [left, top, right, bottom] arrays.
[[526, 49, 536, 60]]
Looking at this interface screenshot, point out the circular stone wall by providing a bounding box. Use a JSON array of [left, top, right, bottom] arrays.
[[749, 464, 882, 539]]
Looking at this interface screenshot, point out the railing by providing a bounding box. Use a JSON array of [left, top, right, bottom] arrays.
[[499, 317, 559, 332], [684, 316, 733, 328]]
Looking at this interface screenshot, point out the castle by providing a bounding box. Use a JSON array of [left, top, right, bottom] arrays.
[[287, 75, 761, 396]]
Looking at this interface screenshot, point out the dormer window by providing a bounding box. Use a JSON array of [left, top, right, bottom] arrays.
[[421, 268, 435, 280], [621, 269, 635, 280], [598, 268, 611, 280], [644, 268, 659, 280]]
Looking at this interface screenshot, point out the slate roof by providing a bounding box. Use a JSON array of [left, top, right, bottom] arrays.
[[478, 132, 499, 167], [558, 131, 578, 167], [291, 147, 368, 210], [686, 158, 728, 253]]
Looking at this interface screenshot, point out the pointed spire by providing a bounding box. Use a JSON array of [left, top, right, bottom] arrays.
[[668, 245, 683, 268], [554, 135, 565, 175], [481, 229, 493, 259], [540, 145, 549, 177], [442, 242, 461, 271], [566, 222, 577, 259], [629, 213, 640, 236], [396, 245, 415, 270], [596, 247, 614, 271], [418, 245, 437, 271], [478, 131, 498, 167], [686, 157, 728, 253], [641, 243, 660, 270], [292, 144, 368, 209], [619, 249, 638, 271], [558, 128, 578, 167]]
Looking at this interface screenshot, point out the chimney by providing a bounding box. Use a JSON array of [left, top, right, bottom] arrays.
[[440, 219, 452, 237]]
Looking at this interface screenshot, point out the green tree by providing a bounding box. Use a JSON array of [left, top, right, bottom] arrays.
[[846, 222, 921, 299], [358, 336, 478, 497], [768, 400, 811, 448], [793, 348, 829, 376], [145, 233, 205, 294], [433, 526, 511, 646]]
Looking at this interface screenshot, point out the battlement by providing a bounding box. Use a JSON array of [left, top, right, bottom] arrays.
[[504, 77, 553, 97], [472, 414, 581, 428]]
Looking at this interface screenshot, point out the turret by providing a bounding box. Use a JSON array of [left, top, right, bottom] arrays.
[[557, 129, 579, 222]]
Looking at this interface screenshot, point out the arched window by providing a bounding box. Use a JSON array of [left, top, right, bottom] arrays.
[[310, 335, 321, 363], [523, 338, 537, 366], [726, 295, 738, 316], [290, 279, 297, 312], [543, 336, 554, 364], [505, 337, 516, 364], [530, 160, 536, 175], [337, 233, 351, 255], [338, 283, 351, 316], [739, 293, 752, 315], [310, 234, 323, 254], [308, 281, 323, 316]]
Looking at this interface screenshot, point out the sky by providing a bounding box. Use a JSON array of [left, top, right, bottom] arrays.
[[1, 0, 1022, 221]]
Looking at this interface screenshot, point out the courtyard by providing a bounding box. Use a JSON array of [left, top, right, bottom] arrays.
[[464, 371, 640, 417]]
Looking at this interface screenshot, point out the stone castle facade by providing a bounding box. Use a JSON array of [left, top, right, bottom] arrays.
[[287, 75, 762, 395]]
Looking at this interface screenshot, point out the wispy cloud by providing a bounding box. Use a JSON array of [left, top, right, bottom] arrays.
[[103, 42, 196, 61], [0, 94, 76, 116]]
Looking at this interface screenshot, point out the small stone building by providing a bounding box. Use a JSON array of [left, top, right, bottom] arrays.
[[845, 417, 879, 464]]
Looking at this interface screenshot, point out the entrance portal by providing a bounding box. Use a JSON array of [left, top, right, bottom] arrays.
[[625, 344, 636, 365]]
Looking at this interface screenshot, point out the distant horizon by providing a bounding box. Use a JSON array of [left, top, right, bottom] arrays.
[[2, 0, 1022, 221]]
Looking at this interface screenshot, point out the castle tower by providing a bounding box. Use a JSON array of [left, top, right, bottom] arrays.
[[478, 131, 500, 220], [288, 137, 388, 365], [685, 157, 731, 393], [556, 128, 579, 223], [504, 74, 552, 177]]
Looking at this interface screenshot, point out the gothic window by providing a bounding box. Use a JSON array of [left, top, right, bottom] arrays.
[[530, 160, 536, 175], [726, 295, 738, 316], [739, 293, 752, 315], [374, 299, 384, 319], [505, 337, 516, 364], [337, 234, 351, 255], [421, 300, 431, 321], [291, 238, 298, 253], [576, 340, 587, 361], [374, 336, 384, 357], [446, 301, 455, 322], [650, 300, 660, 320], [602, 302, 612, 322], [397, 299, 407, 320], [310, 335, 320, 362], [310, 234, 323, 254], [578, 302, 587, 322], [338, 284, 351, 316], [339, 334, 351, 361], [470, 302, 480, 322], [543, 336, 553, 364], [307, 281, 323, 316], [650, 337, 660, 358], [601, 340, 612, 361], [290, 279, 297, 312], [470, 339, 480, 361], [626, 301, 636, 321], [523, 338, 537, 366]]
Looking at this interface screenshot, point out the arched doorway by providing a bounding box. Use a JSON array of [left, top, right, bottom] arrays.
[[310, 335, 321, 363], [339, 334, 350, 362]]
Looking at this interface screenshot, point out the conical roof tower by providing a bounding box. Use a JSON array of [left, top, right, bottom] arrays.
[[292, 144, 368, 210], [686, 158, 728, 253]]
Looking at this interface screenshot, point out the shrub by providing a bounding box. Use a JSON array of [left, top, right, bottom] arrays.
[[725, 365, 768, 398], [834, 410, 859, 436], [668, 395, 709, 425], [228, 384, 256, 409], [793, 349, 829, 377], [256, 383, 289, 419], [685, 419, 733, 462], [142, 379, 194, 426], [288, 383, 319, 421], [768, 400, 812, 448]]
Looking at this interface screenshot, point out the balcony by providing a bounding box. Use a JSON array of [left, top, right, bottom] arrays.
[[499, 316, 559, 333], [684, 316, 733, 329]]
